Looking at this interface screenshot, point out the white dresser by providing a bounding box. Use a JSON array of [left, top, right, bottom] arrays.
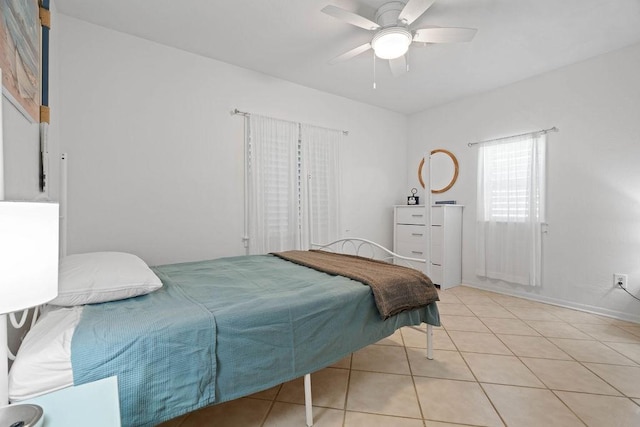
[[393, 205, 428, 272], [430, 205, 463, 290]]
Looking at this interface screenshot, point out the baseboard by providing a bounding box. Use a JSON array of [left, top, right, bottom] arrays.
[[458, 280, 640, 325]]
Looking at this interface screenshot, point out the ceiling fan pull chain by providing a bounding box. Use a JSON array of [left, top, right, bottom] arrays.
[[373, 50, 377, 89]]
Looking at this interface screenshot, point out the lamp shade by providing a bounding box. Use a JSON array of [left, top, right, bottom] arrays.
[[0, 201, 59, 314]]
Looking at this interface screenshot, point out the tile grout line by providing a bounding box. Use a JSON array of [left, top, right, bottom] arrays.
[[598, 340, 640, 365], [259, 384, 281, 427], [400, 326, 428, 426], [340, 354, 353, 427]]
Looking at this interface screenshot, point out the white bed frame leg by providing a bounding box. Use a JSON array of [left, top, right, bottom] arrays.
[[1, 314, 9, 405], [426, 324, 434, 360], [304, 373, 313, 426]]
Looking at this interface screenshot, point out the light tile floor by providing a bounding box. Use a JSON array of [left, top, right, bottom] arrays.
[[157, 286, 640, 426]]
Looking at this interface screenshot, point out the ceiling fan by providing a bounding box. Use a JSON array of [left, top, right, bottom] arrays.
[[322, 0, 477, 76]]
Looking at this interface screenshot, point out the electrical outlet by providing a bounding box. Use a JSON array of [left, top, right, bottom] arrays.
[[614, 273, 628, 289]]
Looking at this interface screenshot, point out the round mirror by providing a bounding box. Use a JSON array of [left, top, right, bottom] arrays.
[[418, 149, 459, 193]]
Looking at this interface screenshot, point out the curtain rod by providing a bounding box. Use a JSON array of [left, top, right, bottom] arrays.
[[231, 108, 250, 117], [468, 126, 558, 147], [230, 108, 349, 136]]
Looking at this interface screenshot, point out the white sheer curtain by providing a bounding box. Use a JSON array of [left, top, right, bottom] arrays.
[[476, 133, 546, 286], [247, 117, 342, 254], [248, 115, 300, 254], [300, 124, 341, 249]]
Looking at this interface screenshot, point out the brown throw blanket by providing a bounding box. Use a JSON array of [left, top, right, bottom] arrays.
[[272, 250, 439, 319]]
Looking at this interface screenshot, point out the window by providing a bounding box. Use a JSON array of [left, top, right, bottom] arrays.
[[476, 132, 546, 286], [247, 116, 341, 254], [478, 135, 545, 223]]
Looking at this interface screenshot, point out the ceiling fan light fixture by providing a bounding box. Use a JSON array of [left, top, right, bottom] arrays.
[[371, 27, 412, 60]]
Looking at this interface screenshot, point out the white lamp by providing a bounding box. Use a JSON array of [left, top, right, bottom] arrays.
[[0, 201, 59, 426]]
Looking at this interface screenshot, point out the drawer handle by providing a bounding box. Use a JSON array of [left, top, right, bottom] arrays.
[[411, 214, 424, 217], [411, 251, 424, 255], [411, 233, 423, 236]]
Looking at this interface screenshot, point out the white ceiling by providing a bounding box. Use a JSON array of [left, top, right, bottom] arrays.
[[54, 0, 640, 115]]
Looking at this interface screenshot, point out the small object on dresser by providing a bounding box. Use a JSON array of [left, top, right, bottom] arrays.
[[407, 188, 419, 205], [435, 200, 456, 205]]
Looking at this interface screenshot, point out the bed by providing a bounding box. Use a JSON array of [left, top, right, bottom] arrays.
[[8, 238, 440, 427]]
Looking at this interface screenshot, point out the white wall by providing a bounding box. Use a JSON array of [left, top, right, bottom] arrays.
[[408, 42, 640, 322], [56, 15, 408, 266], [1, 99, 41, 199]]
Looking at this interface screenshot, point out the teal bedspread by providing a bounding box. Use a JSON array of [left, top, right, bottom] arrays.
[[71, 254, 440, 427]]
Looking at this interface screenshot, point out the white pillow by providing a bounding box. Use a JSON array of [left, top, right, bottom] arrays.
[[49, 252, 162, 306]]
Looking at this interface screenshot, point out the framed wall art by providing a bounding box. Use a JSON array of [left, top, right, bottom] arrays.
[[0, 0, 41, 123]]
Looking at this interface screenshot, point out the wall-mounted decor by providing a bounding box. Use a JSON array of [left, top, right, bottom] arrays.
[[418, 149, 459, 193], [0, 0, 40, 123], [0, 0, 51, 192], [38, 0, 51, 192]]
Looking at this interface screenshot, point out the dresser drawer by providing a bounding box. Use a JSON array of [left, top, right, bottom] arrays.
[[430, 225, 443, 264], [396, 207, 427, 225], [395, 242, 427, 259], [431, 206, 444, 225], [396, 224, 427, 244], [430, 225, 443, 245], [429, 264, 443, 285], [431, 245, 443, 265]]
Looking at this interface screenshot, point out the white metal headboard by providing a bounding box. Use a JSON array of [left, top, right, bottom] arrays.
[[7, 310, 40, 362], [311, 237, 426, 268]]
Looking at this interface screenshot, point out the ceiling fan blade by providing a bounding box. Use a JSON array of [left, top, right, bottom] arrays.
[[329, 43, 372, 64], [389, 55, 408, 77], [398, 0, 436, 25], [413, 27, 478, 43], [321, 5, 380, 30]]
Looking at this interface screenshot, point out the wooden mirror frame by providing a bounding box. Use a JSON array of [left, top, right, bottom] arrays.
[[418, 149, 459, 193]]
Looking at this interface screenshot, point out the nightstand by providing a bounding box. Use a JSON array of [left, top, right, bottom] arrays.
[[19, 376, 121, 427]]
